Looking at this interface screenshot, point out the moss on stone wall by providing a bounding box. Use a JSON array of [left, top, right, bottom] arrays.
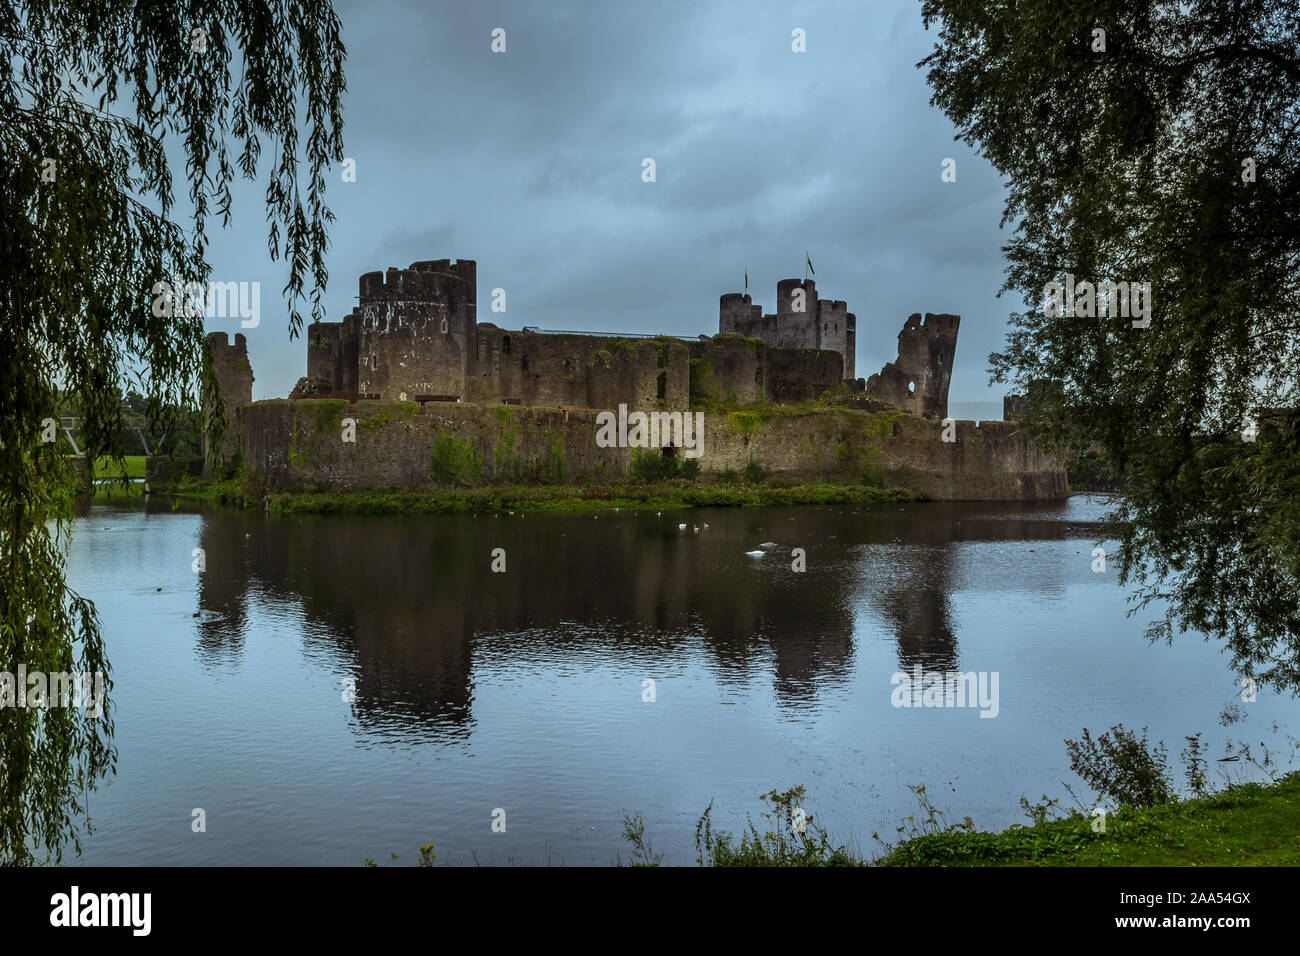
[[357, 401, 415, 431], [429, 432, 482, 486], [725, 410, 769, 434]]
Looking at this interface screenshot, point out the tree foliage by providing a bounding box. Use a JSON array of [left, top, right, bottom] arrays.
[[920, 0, 1300, 688], [0, 1, 345, 863]]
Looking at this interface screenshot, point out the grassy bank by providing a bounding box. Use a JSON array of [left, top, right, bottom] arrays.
[[160, 476, 923, 514], [615, 773, 1300, 867], [878, 773, 1300, 866]]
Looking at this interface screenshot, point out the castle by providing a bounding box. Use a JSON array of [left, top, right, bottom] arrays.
[[288, 257, 961, 420], [192, 257, 1070, 500]]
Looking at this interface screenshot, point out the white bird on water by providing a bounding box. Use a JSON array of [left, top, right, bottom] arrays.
[[745, 549, 764, 557], [678, 523, 687, 530]]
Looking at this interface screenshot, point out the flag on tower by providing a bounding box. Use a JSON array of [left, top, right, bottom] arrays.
[[806, 252, 815, 276], [744, 268, 747, 291]]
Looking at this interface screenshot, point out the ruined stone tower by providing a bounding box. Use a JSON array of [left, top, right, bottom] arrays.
[[865, 313, 958, 420], [718, 278, 856, 380], [204, 331, 253, 471]]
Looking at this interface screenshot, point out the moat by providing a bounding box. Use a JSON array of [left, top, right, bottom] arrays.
[[61, 496, 1289, 865]]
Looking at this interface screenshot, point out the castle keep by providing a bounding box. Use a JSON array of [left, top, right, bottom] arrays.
[[292, 257, 957, 419], [719, 279, 855, 379]]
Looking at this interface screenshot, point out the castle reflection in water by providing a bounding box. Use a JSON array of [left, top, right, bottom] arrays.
[[189, 501, 1099, 738]]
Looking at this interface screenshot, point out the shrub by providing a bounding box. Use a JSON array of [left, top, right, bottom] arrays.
[[429, 433, 480, 486], [1064, 724, 1173, 809], [629, 448, 680, 481], [690, 786, 862, 867]]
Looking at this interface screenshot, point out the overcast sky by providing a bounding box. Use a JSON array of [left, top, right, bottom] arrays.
[[201, 0, 1016, 417]]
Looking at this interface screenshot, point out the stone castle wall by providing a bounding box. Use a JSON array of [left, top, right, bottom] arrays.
[[238, 399, 1068, 500], [689, 335, 848, 405], [466, 328, 690, 410]]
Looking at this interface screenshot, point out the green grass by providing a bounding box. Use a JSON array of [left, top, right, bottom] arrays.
[[91, 455, 146, 479], [878, 772, 1300, 866], [159, 477, 921, 515]]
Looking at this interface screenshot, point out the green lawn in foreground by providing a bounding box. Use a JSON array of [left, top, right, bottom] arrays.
[[91, 455, 147, 479], [878, 773, 1300, 866]]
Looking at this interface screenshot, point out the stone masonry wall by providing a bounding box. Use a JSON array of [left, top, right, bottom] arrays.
[[204, 331, 253, 471], [466, 327, 690, 411], [866, 312, 959, 420], [239, 400, 1068, 500], [689, 335, 843, 405]]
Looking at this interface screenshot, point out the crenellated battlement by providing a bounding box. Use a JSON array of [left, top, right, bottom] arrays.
[[359, 259, 477, 303], [206, 330, 248, 356], [776, 278, 816, 314]]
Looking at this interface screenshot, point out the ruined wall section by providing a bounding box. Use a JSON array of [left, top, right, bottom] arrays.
[[203, 331, 253, 472], [306, 321, 343, 389], [356, 260, 476, 401], [866, 313, 959, 420], [586, 338, 689, 411]]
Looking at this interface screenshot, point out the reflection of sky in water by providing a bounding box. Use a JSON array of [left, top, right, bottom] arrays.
[[59, 496, 1290, 865]]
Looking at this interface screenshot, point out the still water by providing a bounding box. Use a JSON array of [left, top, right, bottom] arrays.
[[60, 496, 1290, 865]]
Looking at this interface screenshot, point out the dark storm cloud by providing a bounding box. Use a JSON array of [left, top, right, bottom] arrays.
[[200, 0, 1022, 407]]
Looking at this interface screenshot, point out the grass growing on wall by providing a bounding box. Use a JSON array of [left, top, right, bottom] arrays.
[[160, 476, 920, 515], [357, 401, 416, 431]]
